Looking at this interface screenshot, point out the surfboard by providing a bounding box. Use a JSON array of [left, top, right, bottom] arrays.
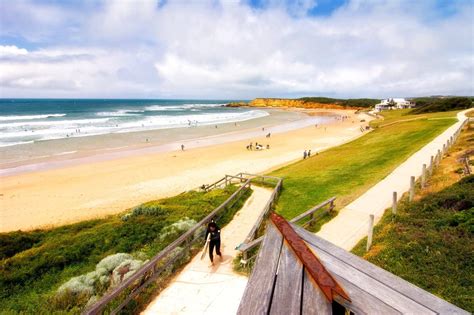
[[200, 234, 210, 260]]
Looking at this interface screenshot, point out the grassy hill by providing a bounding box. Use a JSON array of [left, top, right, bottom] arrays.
[[410, 96, 472, 114]]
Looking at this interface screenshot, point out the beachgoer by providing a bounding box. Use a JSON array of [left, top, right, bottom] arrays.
[[303, 150, 307, 159], [215, 125, 218, 128], [205, 221, 222, 265], [262, 127, 265, 131], [266, 144, 270, 149], [181, 144, 185, 151], [308, 150, 311, 157]]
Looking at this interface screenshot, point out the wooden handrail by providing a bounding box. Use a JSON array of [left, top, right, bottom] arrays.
[[242, 178, 282, 244], [84, 178, 252, 315], [290, 197, 335, 223], [238, 196, 336, 255]]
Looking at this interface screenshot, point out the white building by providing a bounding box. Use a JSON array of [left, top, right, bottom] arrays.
[[374, 98, 415, 112]]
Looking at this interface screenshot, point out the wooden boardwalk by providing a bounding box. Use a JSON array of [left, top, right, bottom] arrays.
[[238, 213, 469, 314], [143, 186, 273, 315]]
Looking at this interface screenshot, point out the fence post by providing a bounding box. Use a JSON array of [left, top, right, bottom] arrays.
[[421, 164, 427, 188], [436, 149, 441, 167], [429, 155, 434, 175], [409, 176, 415, 202], [366, 214, 374, 252], [392, 191, 397, 215], [443, 143, 446, 155]]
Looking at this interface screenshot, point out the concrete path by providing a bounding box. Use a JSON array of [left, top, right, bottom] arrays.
[[317, 110, 470, 250], [143, 186, 273, 315]]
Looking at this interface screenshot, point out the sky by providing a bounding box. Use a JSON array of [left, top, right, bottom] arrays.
[[0, 0, 473, 99]]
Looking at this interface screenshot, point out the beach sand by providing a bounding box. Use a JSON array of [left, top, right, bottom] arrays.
[[0, 109, 371, 232]]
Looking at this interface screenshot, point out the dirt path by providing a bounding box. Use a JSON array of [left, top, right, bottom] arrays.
[[143, 186, 273, 315]]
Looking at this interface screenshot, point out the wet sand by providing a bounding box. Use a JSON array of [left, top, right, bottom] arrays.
[[0, 109, 372, 232]]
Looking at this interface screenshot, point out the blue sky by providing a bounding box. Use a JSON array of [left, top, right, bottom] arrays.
[[0, 0, 473, 99]]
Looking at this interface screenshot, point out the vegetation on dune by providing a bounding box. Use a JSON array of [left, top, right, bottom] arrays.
[[270, 110, 457, 229], [0, 185, 250, 313], [352, 176, 473, 311], [298, 97, 380, 108], [410, 96, 472, 114]]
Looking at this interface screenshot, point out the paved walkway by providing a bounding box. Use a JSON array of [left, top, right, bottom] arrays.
[[317, 110, 470, 250], [143, 186, 273, 315]]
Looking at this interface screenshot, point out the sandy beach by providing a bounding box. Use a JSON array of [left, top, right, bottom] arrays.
[[0, 109, 371, 232]]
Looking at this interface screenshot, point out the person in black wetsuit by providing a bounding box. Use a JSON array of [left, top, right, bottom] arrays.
[[205, 221, 222, 265]]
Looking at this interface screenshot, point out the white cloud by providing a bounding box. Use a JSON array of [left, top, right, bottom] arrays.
[[0, 0, 473, 98], [0, 45, 28, 57]]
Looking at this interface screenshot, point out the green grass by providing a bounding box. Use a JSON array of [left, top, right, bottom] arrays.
[[270, 111, 457, 228], [352, 176, 474, 312], [0, 185, 250, 314]]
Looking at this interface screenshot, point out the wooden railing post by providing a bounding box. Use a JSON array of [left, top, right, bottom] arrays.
[[421, 164, 427, 188], [409, 176, 415, 202], [392, 191, 397, 215], [429, 155, 434, 175], [366, 214, 374, 252]]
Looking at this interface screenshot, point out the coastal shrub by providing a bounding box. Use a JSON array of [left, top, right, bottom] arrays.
[[159, 218, 197, 243], [52, 253, 146, 311], [122, 204, 167, 221]]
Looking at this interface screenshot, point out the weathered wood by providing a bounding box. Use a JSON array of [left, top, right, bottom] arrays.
[[392, 191, 397, 215], [421, 164, 427, 188], [271, 213, 350, 302], [290, 197, 336, 223], [302, 269, 332, 315], [429, 155, 434, 175], [269, 244, 303, 315], [366, 214, 374, 252], [237, 223, 284, 315], [292, 224, 469, 315], [242, 178, 282, 243], [409, 176, 415, 202]]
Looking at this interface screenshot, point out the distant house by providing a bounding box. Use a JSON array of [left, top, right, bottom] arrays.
[[374, 98, 415, 112]]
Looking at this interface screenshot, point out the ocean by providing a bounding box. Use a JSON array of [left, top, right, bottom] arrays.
[[0, 99, 268, 147]]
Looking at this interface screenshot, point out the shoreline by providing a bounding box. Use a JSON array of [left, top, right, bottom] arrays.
[[0, 109, 372, 232], [0, 108, 310, 176]]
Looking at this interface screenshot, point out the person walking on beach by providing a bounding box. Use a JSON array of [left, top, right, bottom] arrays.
[[303, 150, 307, 159], [205, 220, 222, 266], [308, 149, 311, 157], [181, 144, 185, 151]]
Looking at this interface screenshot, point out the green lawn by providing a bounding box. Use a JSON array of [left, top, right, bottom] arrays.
[[0, 185, 250, 313], [352, 176, 473, 312], [270, 111, 458, 227]]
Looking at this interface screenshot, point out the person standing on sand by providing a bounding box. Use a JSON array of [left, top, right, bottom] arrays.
[[308, 149, 311, 157], [303, 150, 307, 159], [181, 144, 185, 151], [205, 221, 222, 266]]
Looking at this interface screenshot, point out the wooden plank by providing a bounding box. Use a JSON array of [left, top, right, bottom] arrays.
[[237, 223, 284, 315], [271, 213, 350, 302], [304, 242, 433, 314], [292, 225, 469, 315], [269, 243, 303, 315], [302, 269, 332, 315]]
